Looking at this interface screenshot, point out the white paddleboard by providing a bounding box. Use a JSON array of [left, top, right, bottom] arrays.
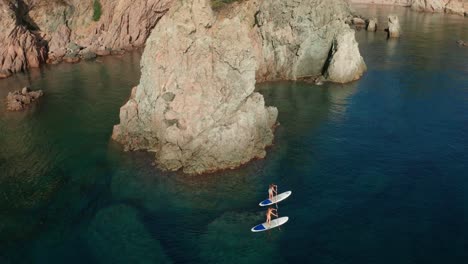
[[251, 216, 289, 232], [259, 191, 292, 207]]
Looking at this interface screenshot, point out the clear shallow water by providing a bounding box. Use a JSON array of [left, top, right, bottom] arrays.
[[1, 5, 467, 264]]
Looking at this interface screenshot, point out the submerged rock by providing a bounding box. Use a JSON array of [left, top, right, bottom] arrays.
[[87, 204, 171, 264], [6, 87, 44, 111], [113, 0, 365, 174], [457, 40, 468, 47], [387, 15, 401, 38], [325, 28, 367, 83]]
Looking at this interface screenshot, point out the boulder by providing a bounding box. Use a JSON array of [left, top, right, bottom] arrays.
[[80, 50, 98, 60], [352, 17, 366, 25], [387, 15, 401, 38], [63, 55, 81, 64], [0, 70, 12, 79], [95, 49, 111, 57], [325, 28, 367, 83], [367, 18, 378, 32]]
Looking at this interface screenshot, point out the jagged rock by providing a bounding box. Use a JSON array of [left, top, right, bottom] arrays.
[[387, 15, 401, 38], [367, 18, 378, 32], [113, 0, 365, 174], [6, 88, 44, 111], [325, 28, 367, 83], [349, 0, 466, 16]]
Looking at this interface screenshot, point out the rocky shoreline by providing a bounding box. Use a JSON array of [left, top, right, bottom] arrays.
[[348, 0, 468, 16], [0, 0, 171, 79]]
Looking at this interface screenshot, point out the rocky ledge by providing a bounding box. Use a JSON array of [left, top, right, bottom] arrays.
[[6, 87, 43, 111], [112, 0, 366, 174], [0, 0, 172, 78]]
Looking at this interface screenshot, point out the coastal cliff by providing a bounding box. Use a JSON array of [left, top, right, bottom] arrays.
[[0, 0, 171, 78], [112, 0, 366, 174]]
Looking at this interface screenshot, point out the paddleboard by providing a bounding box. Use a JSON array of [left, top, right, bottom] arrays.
[[251, 216, 289, 232], [259, 191, 292, 207]]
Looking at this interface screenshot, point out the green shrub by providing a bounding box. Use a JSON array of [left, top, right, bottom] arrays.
[[211, 0, 240, 10], [93, 0, 102, 21]]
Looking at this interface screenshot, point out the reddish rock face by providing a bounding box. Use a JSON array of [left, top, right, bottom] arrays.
[[0, 0, 173, 78]]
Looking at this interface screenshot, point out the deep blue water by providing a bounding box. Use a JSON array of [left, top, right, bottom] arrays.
[[1, 5, 467, 264]]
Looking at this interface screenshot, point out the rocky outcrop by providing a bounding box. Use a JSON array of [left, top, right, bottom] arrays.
[[411, 0, 445, 12], [445, 0, 465, 15], [0, 0, 172, 78], [387, 15, 401, 38], [113, 0, 366, 174], [325, 28, 367, 83], [6, 87, 43, 111]]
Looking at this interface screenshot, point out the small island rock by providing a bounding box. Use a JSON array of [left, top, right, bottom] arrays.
[[6, 87, 43, 111], [367, 18, 378, 32], [387, 15, 401, 38]]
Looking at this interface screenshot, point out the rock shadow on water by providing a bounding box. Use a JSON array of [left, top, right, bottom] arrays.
[[85, 204, 172, 264]]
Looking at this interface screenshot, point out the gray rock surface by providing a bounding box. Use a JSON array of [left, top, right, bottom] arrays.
[[113, 0, 366, 174]]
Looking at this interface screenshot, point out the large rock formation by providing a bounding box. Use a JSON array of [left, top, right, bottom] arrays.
[[0, 0, 172, 77], [113, 0, 366, 174]]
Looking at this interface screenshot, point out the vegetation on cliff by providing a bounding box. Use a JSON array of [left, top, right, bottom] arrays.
[[93, 0, 102, 21]]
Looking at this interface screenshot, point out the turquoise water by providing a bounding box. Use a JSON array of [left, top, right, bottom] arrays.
[[1, 5, 468, 264]]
